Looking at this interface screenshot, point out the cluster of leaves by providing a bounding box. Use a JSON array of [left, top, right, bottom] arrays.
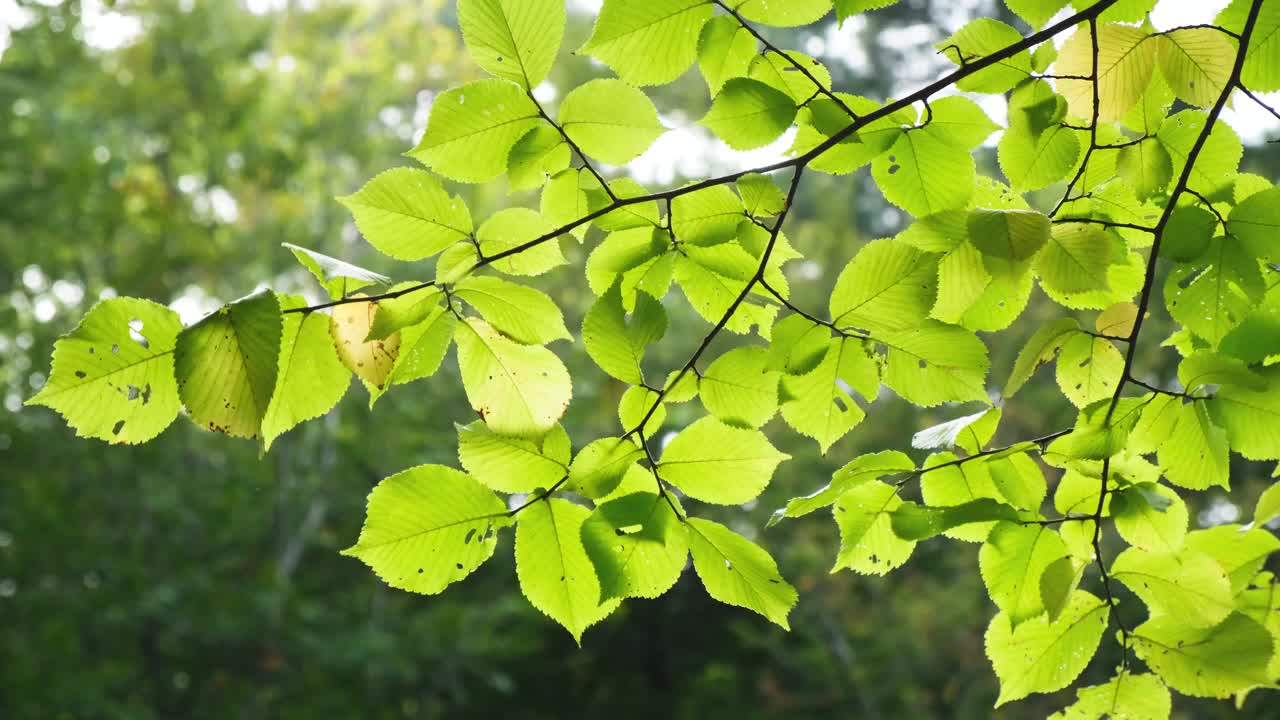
[[27, 0, 1280, 714]]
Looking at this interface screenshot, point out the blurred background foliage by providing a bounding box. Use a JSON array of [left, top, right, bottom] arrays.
[[1, 1, 1277, 718]]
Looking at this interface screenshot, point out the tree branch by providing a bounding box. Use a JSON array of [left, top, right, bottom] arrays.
[[624, 165, 807, 438], [529, 89, 618, 202]]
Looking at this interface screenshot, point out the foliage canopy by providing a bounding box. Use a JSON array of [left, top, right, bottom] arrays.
[[27, 0, 1280, 714]]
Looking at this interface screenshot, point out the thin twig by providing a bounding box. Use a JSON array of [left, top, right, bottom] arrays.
[[285, 281, 438, 314], [624, 165, 807, 438], [712, 0, 858, 118], [1051, 217, 1156, 233], [529, 89, 617, 202]]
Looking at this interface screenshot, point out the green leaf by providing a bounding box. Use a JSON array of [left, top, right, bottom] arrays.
[[1164, 236, 1263, 346], [582, 283, 667, 385], [457, 420, 570, 494], [1209, 367, 1280, 460], [659, 416, 789, 504], [1055, 334, 1123, 408], [747, 49, 831, 103], [1111, 483, 1188, 553], [793, 94, 907, 175], [618, 385, 667, 437], [455, 318, 572, 438], [1117, 138, 1173, 200], [1158, 400, 1229, 490], [968, 208, 1050, 263], [1054, 24, 1156, 122], [568, 437, 644, 499], [454, 276, 570, 345], [409, 80, 540, 183], [699, 78, 797, 151], [835, 0, 898, 23], [285, 243, 390, 300], [1004, 0, 1068, 28], [872, 128, 975, 216], [580, 491, 688, 600], [537, 168, 594, 243], [985, 590, 1108, 707], [919, 452, 1002, 542], [508, 125, 571, 192], [515, 498, 619, 643], [674, 243, 775, 335], [779, 335, 879, 451], [476, 207, 567, 277], [1077, 0, 1159, 24], [1133, 613, 1274, 698], [559, 79, 665, 164], [832, 480, 917, 575], [890, 499, 1020, 541], [367, 286, 444, 341], [1160, 205, 1216, 262], [338, 168, 473, 260], [980, 521, 1070, 627], [1111, 547, 1234, 628], [830, 238, 939, 334], [175, 290, 281, 438], [1158, 109, 1243, 197], [932, 242, 991, 324], [1184, 524, 1280, 594], [579, 0, 714, 86], [767, 314, 829, 374], [595, 177, 662, 232], [1005, 317, 1080, 397], [343, 464, 510, 595], [1157, 28, 1235, 109], [387, 305, 457, 388], [457, 0, 564, 89], [1255, 480, 1280, 527], [1039, 556, 1081, 624], [936, 18, 1031, 94], [1048, 672, 1172, 720], [28, 297, 183, 444], [1036, 223, 1113, 296], [671, 185, 745, 246], [999, 80, 1079, 191], [738, 173, 786, 217], [1229, 185, 1280, 262], [699, 345, 779, 428], [261, 296, 351, 450], [1000, 122, 1081, 192], [732, 0, 830, 26], [926, 96, 1000, 148], [1218, 0, 1280, 92], [911, 408, 1000, 452], [882, 321, 991, 407], [989, 452, 1048, 511], [774, 451, 913, 524], [686, 518, 797, 629], [1179, 352, 1265, 394], [697, 16, 756, 96]]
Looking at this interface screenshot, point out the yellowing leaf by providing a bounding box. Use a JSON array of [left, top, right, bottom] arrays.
[[1157, 28, 1236, 109], [331, 297, 399, 391], [1055, 24, 1156, 122]]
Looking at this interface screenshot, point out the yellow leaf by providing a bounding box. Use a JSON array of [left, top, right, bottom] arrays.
[[331, 296, 400, 389]]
